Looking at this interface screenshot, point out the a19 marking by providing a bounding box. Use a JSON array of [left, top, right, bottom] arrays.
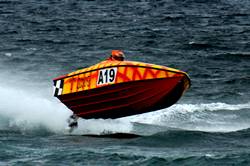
[[97, 68, 117, 85]]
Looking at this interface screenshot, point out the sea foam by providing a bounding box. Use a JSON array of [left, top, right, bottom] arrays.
[[0, 84, 249, 135]]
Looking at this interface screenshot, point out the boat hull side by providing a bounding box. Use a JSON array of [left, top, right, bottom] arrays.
[[58, 76, 188, 119]]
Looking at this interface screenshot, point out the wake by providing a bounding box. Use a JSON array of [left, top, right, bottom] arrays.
[[0, 84, 250, 135], [0, 84, 71, 133]]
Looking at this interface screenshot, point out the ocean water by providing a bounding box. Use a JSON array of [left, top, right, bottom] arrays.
[[0, 0, 250, 165]]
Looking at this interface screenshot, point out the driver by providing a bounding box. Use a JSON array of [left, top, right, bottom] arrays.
[[107, 50, 125, 61]]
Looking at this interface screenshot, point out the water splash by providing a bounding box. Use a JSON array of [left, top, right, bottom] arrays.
[[72, 119, 133, 135], [0, 84, 133, 135], [122, 102, 250, 132], [1, 83, 249, 135], [0, 84, 71, 133]]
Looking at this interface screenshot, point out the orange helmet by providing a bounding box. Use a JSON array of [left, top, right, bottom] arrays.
[[111, 50, 125, 61]]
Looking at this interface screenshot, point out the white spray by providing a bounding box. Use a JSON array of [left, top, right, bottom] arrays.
[[0, 83, 250, 135]]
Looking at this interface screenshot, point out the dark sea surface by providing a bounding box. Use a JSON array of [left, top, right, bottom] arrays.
[[0, 0, 250, 165]]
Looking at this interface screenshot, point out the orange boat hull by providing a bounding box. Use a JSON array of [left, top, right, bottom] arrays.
[[53, 60, 190, 119], [57, 76, 188, 119]]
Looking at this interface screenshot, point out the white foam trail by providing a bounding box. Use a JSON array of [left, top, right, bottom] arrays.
[[121, 102, 250, 121], [120, 102, 250, 132], [72, 119, 133, 135], [0, 84, 132, 135], [1, 82, 249, 134], [172, 102, 250, 112], [0, 85, 71, 133]]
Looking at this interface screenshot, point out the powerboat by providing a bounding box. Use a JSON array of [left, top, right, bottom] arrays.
[[53, 54, 190, 119]]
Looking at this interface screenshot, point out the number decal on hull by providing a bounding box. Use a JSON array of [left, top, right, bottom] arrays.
[[97, 68, 117, 86]]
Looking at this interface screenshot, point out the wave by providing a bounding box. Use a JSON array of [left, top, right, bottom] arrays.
[[124, 127, 250, 154], [209, 52, 250, 61], [108, 152, 250, 166], [122, 102, 250, 133], [0, 83, 250, 135]]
